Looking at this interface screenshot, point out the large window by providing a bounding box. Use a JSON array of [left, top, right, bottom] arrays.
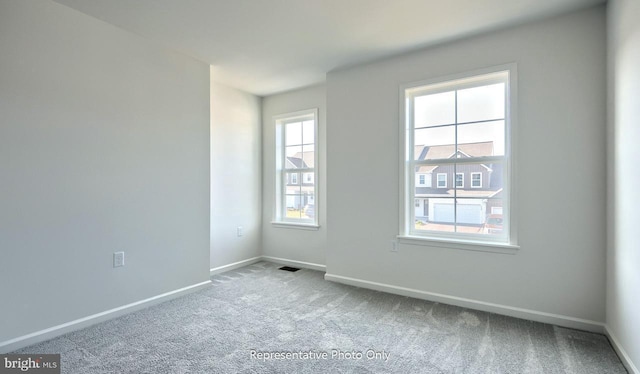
[[401, 68, 513, 244], [274, 109, 318, 225]]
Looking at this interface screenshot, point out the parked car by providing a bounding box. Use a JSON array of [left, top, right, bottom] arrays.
[[484, 214, 503, 234], [303, 204, 315, 219]]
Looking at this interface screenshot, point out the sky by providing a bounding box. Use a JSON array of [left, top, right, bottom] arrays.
[[413, 83, 506, 156]]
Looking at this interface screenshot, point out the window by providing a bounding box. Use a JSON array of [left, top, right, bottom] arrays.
[[274, 109, 318, 225], [419, 175, 426, 185], [401, 67, 513, 245], [303, 172, 313, 184], [455, 173, 464, 188], [471, 172, 482, 188]]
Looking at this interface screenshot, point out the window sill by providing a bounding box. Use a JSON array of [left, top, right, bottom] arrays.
[[397, 235, 519, 254], [271, 221, 320, 231]]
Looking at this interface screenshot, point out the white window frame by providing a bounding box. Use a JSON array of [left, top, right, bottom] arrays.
[[455, 173, 464, 188], [436, 173, 447, 188], [398, 64, 518, 251], [273, 108, 319, 228], [471, 172, 482, 188], [419, 174, 426, 185], [290, 173, 298, 185]]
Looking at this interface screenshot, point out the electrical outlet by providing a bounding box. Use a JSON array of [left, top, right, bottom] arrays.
[[390, 240, 398, 252], [113, 252, 125, 268], [237, 226, 243, 237]]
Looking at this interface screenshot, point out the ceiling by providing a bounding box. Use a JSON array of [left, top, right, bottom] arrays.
[[53, 0, 602, 96]]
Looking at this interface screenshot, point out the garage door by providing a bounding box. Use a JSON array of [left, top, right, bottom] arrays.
[[457, 204, 483, 224], [433, 204, 454, 223], [434, 203, 483, 224]]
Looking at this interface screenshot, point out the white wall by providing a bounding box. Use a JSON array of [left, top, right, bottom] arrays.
[[0, 1, 210, 343], [262, 84, 327, 266], [210, 79, 262, 269], [607, 0, 640, 371], [326, 7, 606, 323]]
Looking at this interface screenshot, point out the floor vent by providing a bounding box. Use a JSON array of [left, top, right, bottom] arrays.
[[279, 266, 300, 272]]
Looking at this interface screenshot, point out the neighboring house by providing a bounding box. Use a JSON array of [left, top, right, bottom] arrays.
[[414, 142, 503, 225], [285, 151, 315, 209]]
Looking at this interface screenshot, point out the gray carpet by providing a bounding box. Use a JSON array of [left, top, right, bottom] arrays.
[[14, 262, 626, 373]]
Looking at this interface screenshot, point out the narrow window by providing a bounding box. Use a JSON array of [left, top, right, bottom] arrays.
[[274, 109, 318, 224]]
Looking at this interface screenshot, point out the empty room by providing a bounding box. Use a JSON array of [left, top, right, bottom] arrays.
[[1, 0, 638, 373]]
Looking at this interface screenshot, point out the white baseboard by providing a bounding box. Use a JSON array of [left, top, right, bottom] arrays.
[[261, 256, 326, 272], [0, 280, 212, 353], [325, 273, 604, 333], [210, 256, 262, 276], [605, 325, 639, 374]]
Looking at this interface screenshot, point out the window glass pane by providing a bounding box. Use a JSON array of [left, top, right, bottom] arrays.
[[301, 146, 315, 168], [285, 146, 303, 169], [414, 91, 455, 128], [302, 172, 314, 185], [457, 120, 505, 157], [301, 188, 315, 219], [285, 195, 302, 218], [414, 197, 428, 226], [302, 120, 315, 145], [453, 161, 503, 193], [484, 198, 504, 235], [285, 184, 301, 195], [415, 198, 456, 233], [457, 83, 505, 124], [455, 199, 486, 231], [414, 126, 455, 160], [285, 121, 302, 145]]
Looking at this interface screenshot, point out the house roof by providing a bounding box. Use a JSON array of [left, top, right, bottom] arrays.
[[414, 145, 428, 160], [418, 141, 494, 160], [417, 165, 437, 173], [287, 151, 315, 168], [414, 141, 494, 173]]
